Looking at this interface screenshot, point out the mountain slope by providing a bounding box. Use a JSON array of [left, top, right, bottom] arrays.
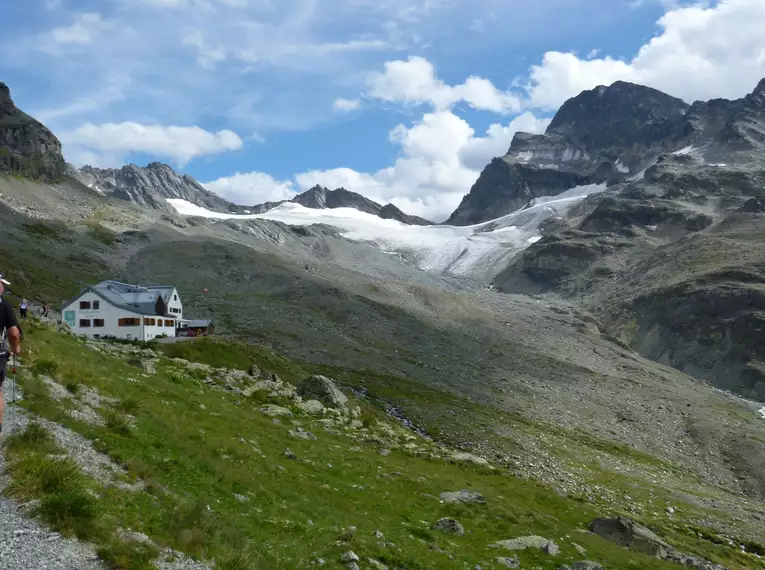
[[493, 77, 765, 401], [446, 81, 691, 226], [76, 162, 236, 213], [0, 81, 66, 181]]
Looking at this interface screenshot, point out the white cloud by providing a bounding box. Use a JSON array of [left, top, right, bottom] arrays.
[[367, 56, 522, 114], [48, 13, 113, 46], [293, 109, 549, 221], [526, 0, 765, 109], [61, 122, 243, 167], [333, 98, 362, 112], [203, 172, 296, 205]]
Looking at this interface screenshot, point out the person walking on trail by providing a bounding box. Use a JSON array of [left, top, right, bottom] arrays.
[[0, 274, 22, 441], [42, 302, 49, 318], [19, 298, 28, 319]]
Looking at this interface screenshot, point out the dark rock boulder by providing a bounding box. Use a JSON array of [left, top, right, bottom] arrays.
[[589, 517, 669, 556], [296, 375, 348, 409], [0, 81, 66, 181]]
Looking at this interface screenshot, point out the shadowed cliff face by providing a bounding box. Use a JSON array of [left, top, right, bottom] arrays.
[[0, 81, 66, 181]]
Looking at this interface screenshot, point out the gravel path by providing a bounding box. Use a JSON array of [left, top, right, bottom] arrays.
[[1, 374, 107, 570]]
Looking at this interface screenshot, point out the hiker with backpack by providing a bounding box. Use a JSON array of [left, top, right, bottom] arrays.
[[19, 298, 28, 319], [0, 274, 22, 441]]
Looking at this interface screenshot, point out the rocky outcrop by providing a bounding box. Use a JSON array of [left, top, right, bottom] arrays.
[[590, 517, 727, 570], [446, 81, 691, 226], [76, 162, 235, 213], [0, 82, 66, 181], [377, 203, 432, 226], [283, 185, 432, 225], [293, 185, 381, 214], [296, 375, 349, 409]]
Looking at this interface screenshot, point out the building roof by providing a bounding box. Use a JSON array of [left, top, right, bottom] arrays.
[[182, 319, 214, 328], [63, 280, 180, 317]]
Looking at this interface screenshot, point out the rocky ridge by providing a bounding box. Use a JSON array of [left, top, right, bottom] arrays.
[[0, 81, 66, 181], [263, 184, 434, 226], [75, 162, 236, 214]]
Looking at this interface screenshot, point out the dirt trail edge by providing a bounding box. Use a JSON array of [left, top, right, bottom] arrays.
[[0, 374, 107, 570]]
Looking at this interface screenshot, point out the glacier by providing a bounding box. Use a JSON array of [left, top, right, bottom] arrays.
[[168, 184, 606, 277]]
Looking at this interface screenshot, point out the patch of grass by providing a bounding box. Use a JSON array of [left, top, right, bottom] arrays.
[[32, 358, 58, 376], [21, 221, 72, 242], [4, 426, 102, 540], [96, 537, 159, 570], [103, 408, 132, 435]]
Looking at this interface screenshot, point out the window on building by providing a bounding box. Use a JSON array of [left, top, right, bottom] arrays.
[[93, 301, 100, 310], [80, 319, 91, 327], [174, 294, 177, 301], [118, 318, 140, 327], [93, 319, 105, 327], [144, 318, 156, 326], [165, 319, 174, 327], [80, 301, 91, 310]]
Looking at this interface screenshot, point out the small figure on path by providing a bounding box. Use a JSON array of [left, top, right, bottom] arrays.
[[42, 302, 49, 318], [19, 299, 28, 319], [0, 274, 22, 441]]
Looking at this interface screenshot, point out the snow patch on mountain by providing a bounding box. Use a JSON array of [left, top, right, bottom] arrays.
[[168, 184, 606, 276]]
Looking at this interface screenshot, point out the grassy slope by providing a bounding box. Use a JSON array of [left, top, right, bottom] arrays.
[[4, 322, 761, 570]]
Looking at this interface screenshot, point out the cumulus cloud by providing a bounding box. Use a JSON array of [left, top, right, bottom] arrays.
[[61, 123, 243, 167], [367, 56, 522, 114], [294, 110, 549, 221], [526, 0, 765, 109], [203, 172, 297, 205], [333, 98, 362, 112]]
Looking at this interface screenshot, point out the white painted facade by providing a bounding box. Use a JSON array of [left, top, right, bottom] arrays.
[[61, 286, 180, 342], [160, 288, 184, 321]]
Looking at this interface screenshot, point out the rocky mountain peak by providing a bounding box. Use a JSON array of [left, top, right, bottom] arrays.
[[0, 81, 66, 181], [546, 81, 690, 157], [75, 162, 234, 213]]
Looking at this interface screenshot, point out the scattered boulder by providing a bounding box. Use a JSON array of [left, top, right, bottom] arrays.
[[283, 449, 297, 460], [589, 517, 668, 556], [141, 360, 157, 374], [367, 558, 388, 570], [440, 489, 485, 504], [558, 563, 604, 570], [432, 517, 465, 536], [298, 400, 326, 415], [248, 364, 262, 377], [296, 375, 348, 409], [289, 427, 317, 440], [451, 452, 489, 466], [590, 517, 727, 570], [260, 404, 292, 417], [496, 558, 520, 569], [493, 536, 560, 555], [340, 551, 359, 563]]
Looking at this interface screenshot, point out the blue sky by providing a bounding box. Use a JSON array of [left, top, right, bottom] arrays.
[[2, 0, 765, 220]]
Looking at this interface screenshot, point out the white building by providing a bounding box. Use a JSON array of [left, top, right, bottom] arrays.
[[61, 281, 184, 341]]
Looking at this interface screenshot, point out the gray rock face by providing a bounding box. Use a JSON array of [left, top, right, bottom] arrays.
[[0, 82, 66, 181], [446, 81, 691, 226], [296, 375, 348, 409], [75, 162, 236, 213]]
